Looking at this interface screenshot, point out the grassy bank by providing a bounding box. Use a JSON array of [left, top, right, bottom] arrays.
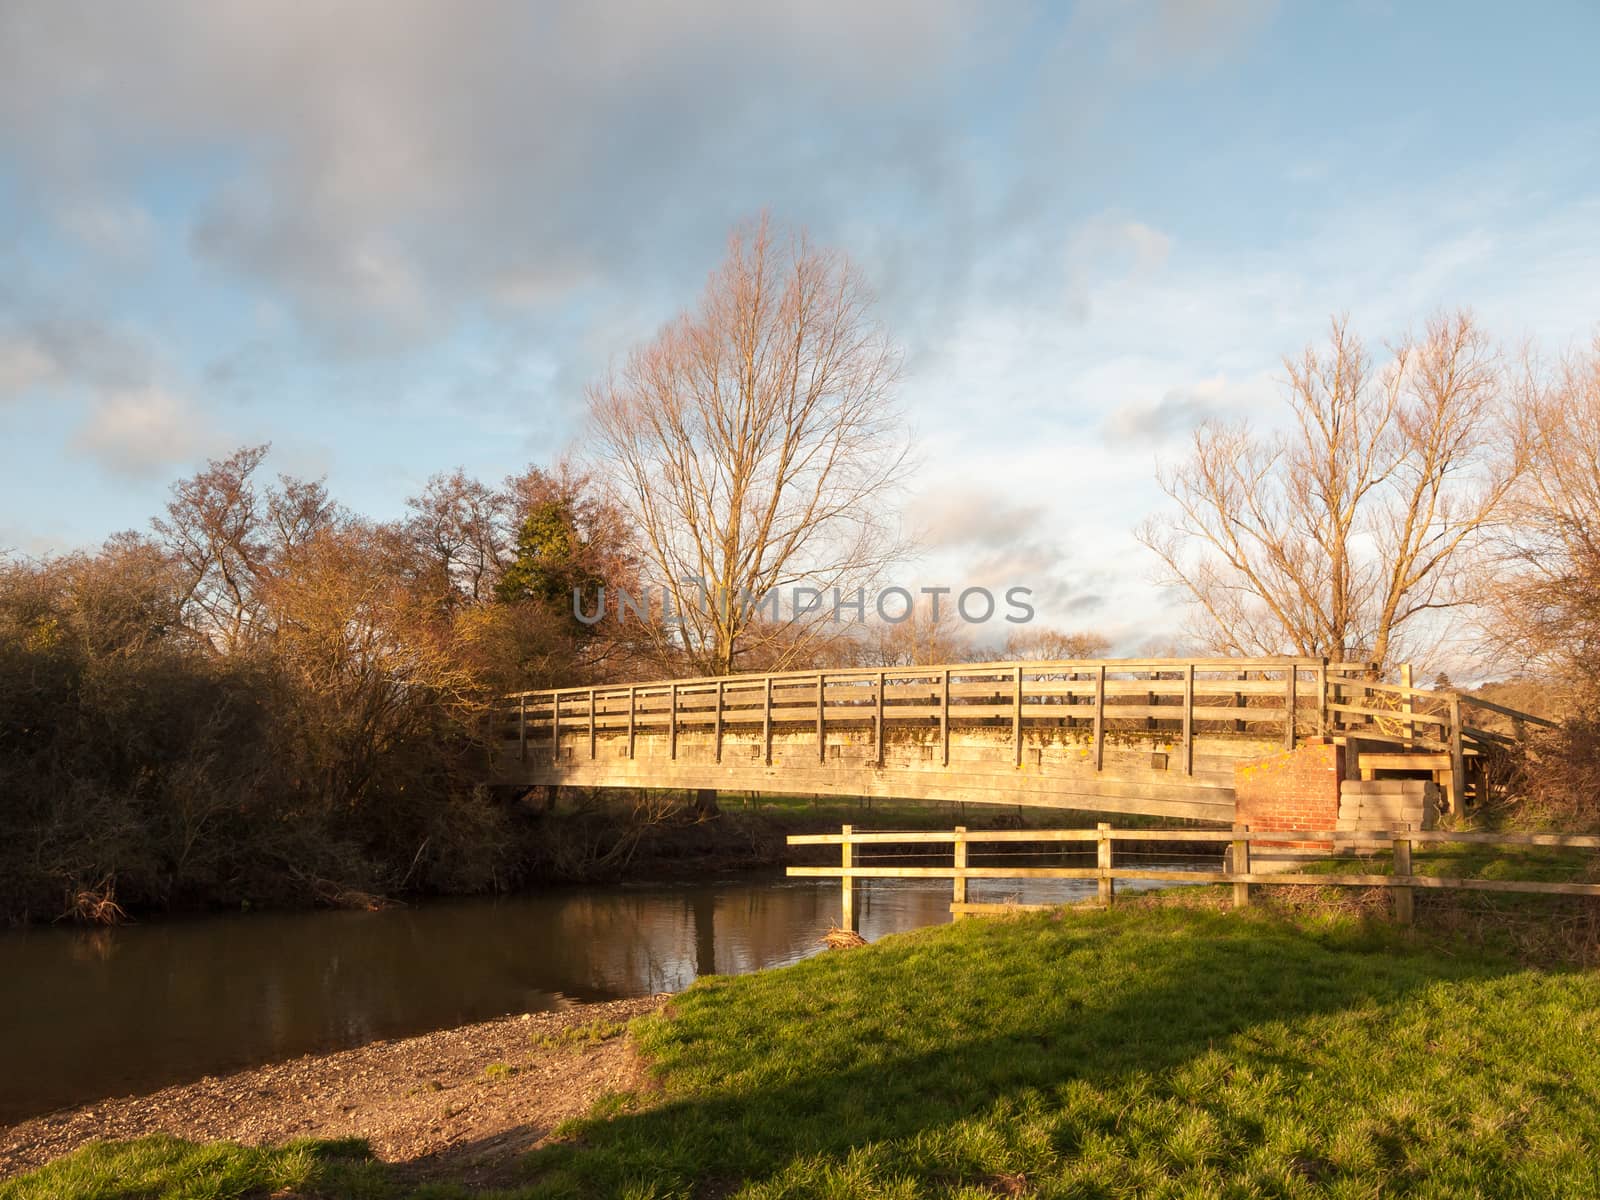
[[8, 899, 1600, 1197]]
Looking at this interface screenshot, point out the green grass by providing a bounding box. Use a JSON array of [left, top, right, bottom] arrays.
[[0, 1135, 387, 1200], [536, 1019, 629, 1051], [10, 904, 1600, 1198]]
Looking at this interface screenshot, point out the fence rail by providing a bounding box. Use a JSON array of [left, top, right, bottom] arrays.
[[788, 825, 1600, 928]]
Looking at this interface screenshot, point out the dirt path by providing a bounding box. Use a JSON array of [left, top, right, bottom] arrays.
[[0, 994, 669, 1185]]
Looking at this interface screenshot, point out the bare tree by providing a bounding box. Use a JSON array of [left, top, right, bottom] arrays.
[[588, 215, 911, 676], [1003, 626, 1111, 661], [1138, 312, 1517, 669], [1492, 333, 1600, 691]]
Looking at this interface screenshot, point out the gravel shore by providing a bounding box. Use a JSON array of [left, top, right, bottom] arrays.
[[0, 993, 669, 1185]]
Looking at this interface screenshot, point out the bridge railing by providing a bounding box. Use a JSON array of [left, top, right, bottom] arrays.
[[497, 657, 1555, 792], [789, 824, 1600, 929], [499, 656, 1334, 773]]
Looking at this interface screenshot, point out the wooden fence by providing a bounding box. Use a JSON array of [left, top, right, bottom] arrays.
[[786, 825, 1600, 928]]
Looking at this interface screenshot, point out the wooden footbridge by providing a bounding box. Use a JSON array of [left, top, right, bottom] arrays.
[[491, 657, 1549, 823]]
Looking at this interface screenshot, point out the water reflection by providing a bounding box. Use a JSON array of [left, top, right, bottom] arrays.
[[0, 871, 1170, 1122]]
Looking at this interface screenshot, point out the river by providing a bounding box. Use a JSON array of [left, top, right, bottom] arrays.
[[0, 871, 1181, 1123]]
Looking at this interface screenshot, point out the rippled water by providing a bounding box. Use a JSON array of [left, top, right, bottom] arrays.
[[0, 870, 1186, 1122]]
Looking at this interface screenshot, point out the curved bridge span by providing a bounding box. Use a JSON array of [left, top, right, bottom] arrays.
[[487, 657, 1524, 823]]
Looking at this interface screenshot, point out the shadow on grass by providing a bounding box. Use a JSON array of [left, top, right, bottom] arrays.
[[509, 903, 1543, 1196]]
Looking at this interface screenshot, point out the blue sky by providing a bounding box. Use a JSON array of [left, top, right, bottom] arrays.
[[2, 0, 1597, 650]]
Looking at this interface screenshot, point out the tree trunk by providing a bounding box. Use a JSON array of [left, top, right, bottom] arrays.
[[693, 787, 720, 818]]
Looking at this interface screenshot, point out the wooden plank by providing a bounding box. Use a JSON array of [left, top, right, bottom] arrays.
[[1358, 753, 1450, 770], [950, 902, 1056, 914], [789, 866, 1102, 879], [788, 829, 1102, 845], [1459, 695, 1558, 728], [1327, 700, 1449, 727]]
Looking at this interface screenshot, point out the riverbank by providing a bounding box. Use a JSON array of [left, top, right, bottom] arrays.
[[0, 994, 666, 1185], [8, 893, 1600, 1197]]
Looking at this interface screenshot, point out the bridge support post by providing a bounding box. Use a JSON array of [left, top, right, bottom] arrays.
[[840, 824, 856, 931], [1231, 823, 1250, 908], [952, 825, 968, 919], [1096, 822, 1114, 907]]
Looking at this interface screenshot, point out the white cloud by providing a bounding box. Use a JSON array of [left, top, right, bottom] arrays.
[[0, 335, 58, 399], [71, 387, 218, 477]]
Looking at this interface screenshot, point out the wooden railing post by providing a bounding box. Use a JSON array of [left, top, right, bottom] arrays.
[[627, 685, 636, 759], [763, 676, 773, 766], [1448, 693, 1465, 813], [817, 673, 827, 762], [1232, 823, 1250, 908], [1400, 662, 1414, 750], [841, 824, 856, 932], [1097, 822, 1114, 907], [1393, 827, 1414, 925], [714, 679, 724, 763], [669, 682, 678, 761], [1182, 663, 1195, 775], [588, 688, 597, 759], [1092, 665, 1105, 772], [518, 694, 527, 762], [940, 668, 951, 767], [874, 670, 885, 767], [1013, 666, 1024, 767], [1316, 657, 1328, 737], [952, 825, 968, 919], [1283, 663, 1298, 749], [552, 691, 560, 759]]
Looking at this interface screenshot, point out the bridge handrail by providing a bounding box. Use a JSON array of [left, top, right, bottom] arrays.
[[502, 655, 1329, 700]]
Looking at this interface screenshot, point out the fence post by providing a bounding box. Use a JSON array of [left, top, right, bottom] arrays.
[[940, 668, 951, 766], [1093, 665, 1106, 771], [1393, 827, 1414, 925], [817, 674, 827, 762], [1316, 657, 1328, 737], [1448, 693, 1465, 814], [714, 679, 724, 763], [669, 683, 678, 761], [1097, 822, 1114, 907], [952, 825, 968, 919], [588, 688, 597, 759], [1283, 663, 1298, 749], [1013, 667, 1024, 767], [875, 670, 885, 767], [763, 676, 773, 766], [1182, 663, 1195, 775], [841, 824, 856, 932], [1401, 662, 1414, 750], [1232, 823, 1251, 909], [518, 694, 527, 762], [552, 692, 560, 759], [627, 685, 636, 759]]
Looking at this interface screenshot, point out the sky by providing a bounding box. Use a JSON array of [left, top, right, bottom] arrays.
[[2, 0, 1598, 655]]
